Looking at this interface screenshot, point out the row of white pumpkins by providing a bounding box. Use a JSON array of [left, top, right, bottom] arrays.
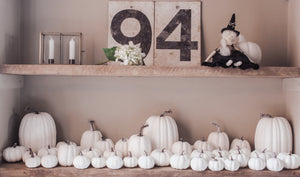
[[2, 111, 295, 171]]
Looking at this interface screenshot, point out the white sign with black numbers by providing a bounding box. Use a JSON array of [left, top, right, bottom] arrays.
[[108, 1, 201, 66]]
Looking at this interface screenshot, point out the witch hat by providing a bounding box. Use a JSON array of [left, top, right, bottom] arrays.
[[221, 13, 240, 36]]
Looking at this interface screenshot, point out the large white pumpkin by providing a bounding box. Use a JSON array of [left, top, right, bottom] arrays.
[[80, 120, 102, 149], [128, 125, 152, 158], [255, 114, 293, 154], [143, 110, 179, 151], [19, 112, 57, 152]]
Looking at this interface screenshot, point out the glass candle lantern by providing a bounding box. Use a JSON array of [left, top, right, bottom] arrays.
[[39, 32, 82, 64]]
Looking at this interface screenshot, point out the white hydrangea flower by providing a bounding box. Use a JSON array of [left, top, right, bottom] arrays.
[[114, 41, 145, 65]]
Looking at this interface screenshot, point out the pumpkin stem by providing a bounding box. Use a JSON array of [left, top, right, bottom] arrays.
[[89, 120, 96, 131], [212, 123, 221, 132], [262, 148, 267, 153], [122, 137, 126, 142], [201, 150, 204, 154], [29, 148, 34, 158], [162, 148, 165, 153], [89, 147, 92, 151], [241, 136, 244, 141], [179, 138, 184, 142], [13, 143, 17, 148], [218, 146, 221, 151], [102, 136, 106, 141], [181, 151, 184, 156], [34, 111, 40, 114], [129, 151, 132, 157], [111, 147, 114, 152], [218, 152, 222, 158], [48, 145, 51, 149], [231, 156, 233, 161], [138, 124, 149, 136], [261, 113, 273, 118], [201, 137, 206, 142], [65, 140, 70, 145], [80, 151, 83, 156], [236, 145, 241, 153], [273, 152, 277, 158], [160, 110, 172, 117], [255, 152, 259, 158], [144, 151, 148, 156]]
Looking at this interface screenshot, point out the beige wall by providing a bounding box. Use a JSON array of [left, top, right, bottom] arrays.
[[288, 0, 300, 66]]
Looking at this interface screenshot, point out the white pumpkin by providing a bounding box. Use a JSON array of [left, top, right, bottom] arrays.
[[82, 147, 101, 160], [224, 157, 240, 171], [103, 148, 123, 159], [106, 154, 123, 169], [94, 137, 114, 153], [57, 141, 79, 166], [80, 120, 102, 149], [128, 125, 152, 158], [208, 158, 224, 171], [41, 153, 58, 168], [22, 148, 37, 163], [3, 143, 26, 162], [138, 152, 155, 169], [115, 137, 128, 157], [266, 154, 284, 171], [190, 150, 212, 162], [19, 112, 57, 152], [237, 41, 262, 64], [251, 149, 273, 163], [212, 148, 229, 160], [38, 145, 57, 158], [143, 110, 179, 150], [248, 153, 266, 171], [123, 152, 138, 168], [73, 152, 91, 169], [170, 153, 190, 170], [191, 156, 208, 171], [150, 148, 172, 166], [255, 114, 292, 154], [171, 139, 192, 155], [207, 123, 229, 151], [229, 146, 251, 158], [230, 137, 251, 152], [25, 149, 41, 168], [193, 137, 213, 152], [56, 140, 76, 149], [277, 152, 300, 169], [91, 155, 106, 168], [229, 150, 249, 167]]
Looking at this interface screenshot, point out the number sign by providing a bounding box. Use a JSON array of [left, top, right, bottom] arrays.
[[108, 1, 201, 66]]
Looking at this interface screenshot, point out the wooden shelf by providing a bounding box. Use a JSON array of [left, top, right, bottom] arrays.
[[0, 163, 299, 177], [1, 64, 300, 78]]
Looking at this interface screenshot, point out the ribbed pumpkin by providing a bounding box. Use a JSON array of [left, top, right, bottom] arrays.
[[143, 110, 179, 150], [19, 112, 56, 152], [255, 114, 293, 154], [207, 123, 229, 151]]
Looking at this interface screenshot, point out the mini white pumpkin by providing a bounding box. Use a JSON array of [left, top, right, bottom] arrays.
[[191, 156, 208, 171], [57, 140, 79, 166], [193, 137, 213, 152], [123, 152, 138, 168], [106, 152, 123, 169], [73, 152, 91, 169], [208, 158, 224, 171], [251, 149, 273, 163], [229, 148, 249, 167], [91, 154, 106, 168], [82, 147, 101, 160], [266, 154, 284, 171], [3, 143, 26, 162], [128, 125, 152, 158], [56, 140, 76, 149], [230, 137, 251, 152], [38, 145, 57, 158], [171, 139, 192, 155], [41, 153, 58, 168], [143, 110, 179, 151], [212, 148, 229, 160], [229, 145, 251, 158], [22, 148, 37, 163], [224, 157, 240, 171], [207, 123, 229, 151], [80, 120, 102, 149], [94, 137, 114, 153], [115, 137, 128, 157], [255, 114, 292, 154], [103, 148, 123, 159], [19, 112, 57, 152], [150, 148, 172, 166], [248, 152, 266, 171], [25, 149, 41, 168], [277, 152, 300, 169], [138, 151, 155, 169], [170, 152, 190, 170], [190, 150, 212, 162]]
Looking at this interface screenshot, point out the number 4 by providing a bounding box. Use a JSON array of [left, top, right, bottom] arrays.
[[156, 9, 198, 61]]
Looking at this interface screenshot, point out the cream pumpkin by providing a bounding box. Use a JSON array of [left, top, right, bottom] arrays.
[[57, 141, 79, 166], [171, 139, 192, 155], [115, 137, 128, 157], [94, 137, 114, 153], [3, 143, 26, 162], [207, 123, 229, 151], [150, 148, 172, 166], [230, 137, 251, 151], [193, 137, 213, 152]]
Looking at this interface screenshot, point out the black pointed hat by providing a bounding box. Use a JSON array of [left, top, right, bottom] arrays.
[[221, 13, 240, 36]]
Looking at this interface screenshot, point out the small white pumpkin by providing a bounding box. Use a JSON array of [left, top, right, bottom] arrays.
[[73, 152, 91, 169], [277, 152, 300, 169], [251, 149, 273, 163], [115, 137, 128, 157], [94, 137, 114, 153], [208, 158, 225, 171], [229, 148, 249, 167], [57, 140, 79, 166], [103, 148, 123, 159], [212, 148, 229, 160], [171, 139, 192, 155], [38, 145, 57, 158], [248, 152, 266, 171], [82, 147, 101, 160], [106, 152, 123, 169], [22, 148, 37, 163], [128, 125, 152, 158], [138, 151, 155, 169], [229, 145, 251, 158], [193, 137, 213, 152], [80, 120, 102, 149], [224, 157, 240, 171], [191, 156, 208, 171], [3, 143, 26, 162], [190, 150, 212, 162], [25, 149, 41, 168], [207, 123, 229, 151], [56, 140, 76, 149], [230, 137, 251, 152], [123, 152, 138, 168], [170, 152, 190, 170], [150, 148, 172, 166], [41, 153, 58, 168], [91, 154, 106, 168], [266, 154, 284, 171]]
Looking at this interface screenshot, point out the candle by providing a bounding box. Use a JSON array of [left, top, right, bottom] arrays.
[[69, 38, 75, 60], [49, 37, 54, 59]]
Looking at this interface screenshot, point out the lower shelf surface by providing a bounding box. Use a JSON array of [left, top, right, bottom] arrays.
[[0, 163, 300, 177]]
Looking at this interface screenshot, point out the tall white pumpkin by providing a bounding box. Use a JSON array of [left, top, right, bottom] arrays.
[[128, 125, 152, 158], [80, 120, 102, 149], [19, 112, 56, 152], [143, 110, 179, 150], [207, 123, 229, 151], [255, 114, 293, 154]]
